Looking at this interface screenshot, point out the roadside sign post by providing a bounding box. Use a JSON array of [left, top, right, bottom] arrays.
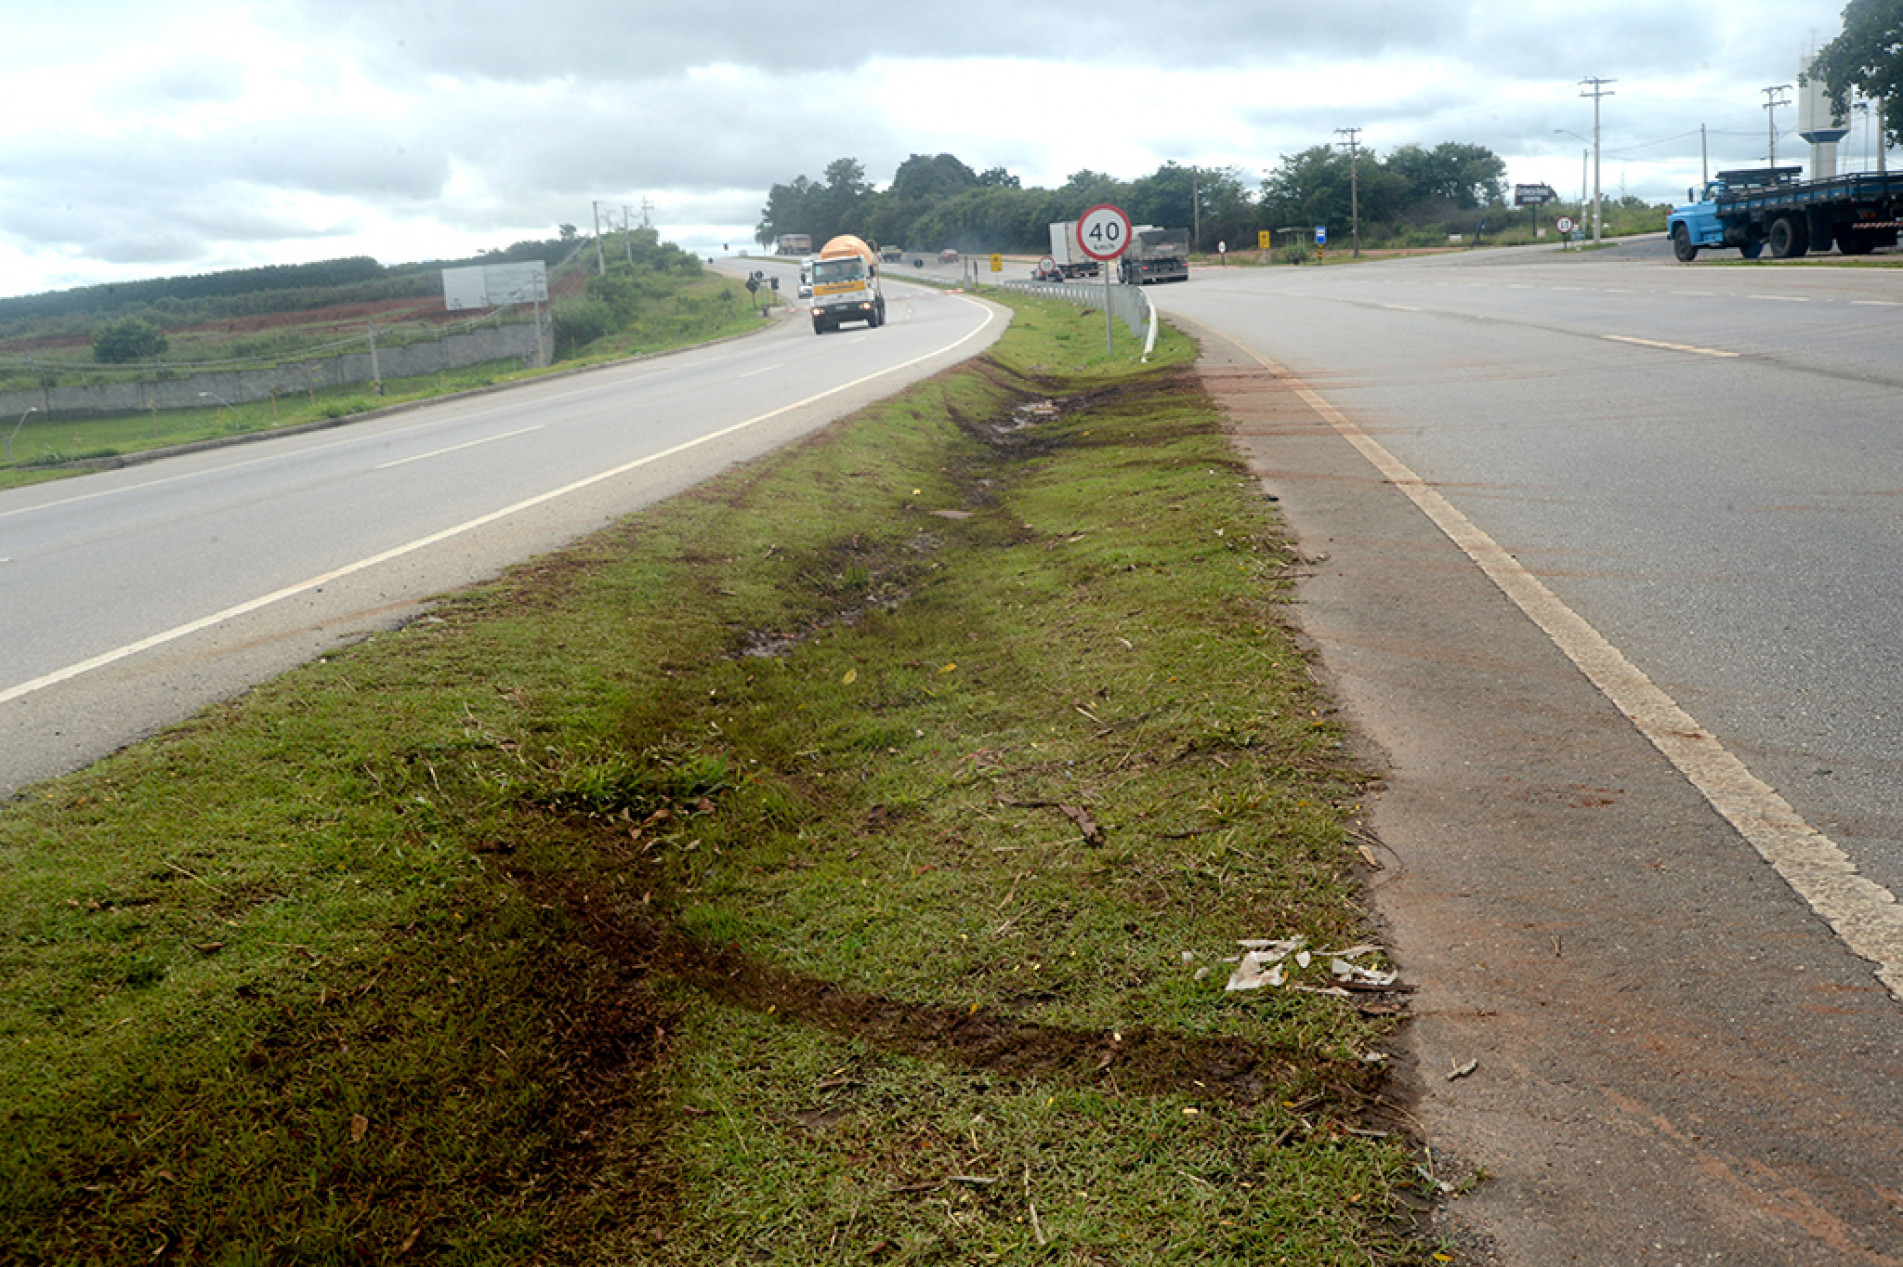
[[1315, 224, 1327, 262], [1556, 215, 1575, 250], [1076, 203, 1133, 354]]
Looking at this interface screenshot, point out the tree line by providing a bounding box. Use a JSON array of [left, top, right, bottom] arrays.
[[0, 237, 579, 339], [756, 144, 1512, 256]]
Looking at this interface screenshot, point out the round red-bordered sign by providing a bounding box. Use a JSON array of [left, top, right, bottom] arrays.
[[1075, 204, 1133, 261]]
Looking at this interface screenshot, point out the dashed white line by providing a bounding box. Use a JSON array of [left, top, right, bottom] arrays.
[[1602, 334, 1740, 358], [739, 362, 788, 378], [1235, 341, 1903, 1003], [1852, 300, 1902, 308], [375, 425, 542, 470], [1750, 294, 1811, 302]]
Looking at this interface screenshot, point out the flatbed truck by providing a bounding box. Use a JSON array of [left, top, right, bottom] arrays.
[[1667, 166, 1903, 261]]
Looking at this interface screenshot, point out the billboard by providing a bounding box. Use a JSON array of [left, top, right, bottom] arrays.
[[442, 261, 549, 312]]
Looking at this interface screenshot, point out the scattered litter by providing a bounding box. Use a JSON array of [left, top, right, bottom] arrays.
[[1221, 936, 1407, 997], [1446, 1058, 1479, 1082], [1224, 938, 1304, 992], [1330, 958, 1400, 988]]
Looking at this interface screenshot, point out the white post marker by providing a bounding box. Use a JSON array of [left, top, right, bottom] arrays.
[[1076, 203, 1133, 354]]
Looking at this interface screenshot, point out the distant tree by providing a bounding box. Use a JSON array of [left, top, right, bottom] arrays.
[[91, 316, 168, 363], [1387, 141, 1505, 209], [1808, 0, 1903, 149], [1258, 145, 1354, 233], [559, 223, 579, 241], [977, 166, 1021, 189]]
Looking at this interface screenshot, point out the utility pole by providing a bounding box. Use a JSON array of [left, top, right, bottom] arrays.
[[1579, 78, 1615, 243], [1190, 167, 1200, 254], [1335, 127, 1362, 258], [1701, 123, 1709, 186], [1763, 84, 1793, 168], [640, 196, 654, 227], [591, 201, 607, 275], [623, 206, 635, 264]]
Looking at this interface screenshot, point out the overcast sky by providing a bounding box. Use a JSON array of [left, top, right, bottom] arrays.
[[1, 0, 1874, 299]]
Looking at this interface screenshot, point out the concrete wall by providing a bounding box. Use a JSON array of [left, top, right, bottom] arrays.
[[1, 318, 552, 422]]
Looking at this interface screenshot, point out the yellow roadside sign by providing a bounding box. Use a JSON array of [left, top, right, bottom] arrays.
[[1257, 230, 1273, 251], [989, 254, 1003, 273]]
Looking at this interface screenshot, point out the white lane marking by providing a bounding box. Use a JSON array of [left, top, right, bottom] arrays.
[[738, 362, 787, 379], [1381, 304, 1423, 312], [0, 300, 999, 709], [1673, 291, 1715, 297], [1603, 334, 1740, 358], [1852, 300, 1902, 308], [375, 425, 542, 470], [1238, 343, 1903, 1002], [1750, 294, 1811, 302], [0, 371, 674, 523]]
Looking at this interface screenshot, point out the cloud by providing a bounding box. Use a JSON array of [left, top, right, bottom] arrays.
[[0, 0, 1860, 297]]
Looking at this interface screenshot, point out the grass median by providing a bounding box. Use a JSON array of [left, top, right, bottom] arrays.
[[0, 294, 1441, 1264]]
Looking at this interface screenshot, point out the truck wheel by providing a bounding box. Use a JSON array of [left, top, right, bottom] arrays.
[[813, 317, 827, 335], [1768, 215, 1810, 259], [1837, 228, 1877, 255], [1671, 225, 1698, 262], [1740, 240, 1765, 260]]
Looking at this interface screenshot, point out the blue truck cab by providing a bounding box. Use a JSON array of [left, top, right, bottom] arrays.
[[1667, 168, 1795, 261]]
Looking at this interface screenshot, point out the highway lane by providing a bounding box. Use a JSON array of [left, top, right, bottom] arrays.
[[0, 274, 1001, 797], [1156, 249, 1903, 1261], [1156, 248, 1903, 912]]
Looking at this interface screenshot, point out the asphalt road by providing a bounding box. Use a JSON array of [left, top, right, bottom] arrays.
[[0, 271, 1001, 798], [1159, 244, 1903, 1262]]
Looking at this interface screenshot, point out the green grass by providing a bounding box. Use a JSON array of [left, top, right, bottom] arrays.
[[0, 295, 1442, 1263]]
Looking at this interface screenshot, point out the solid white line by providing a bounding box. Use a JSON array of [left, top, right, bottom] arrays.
[[1238, 344, 1903, 1001], [1603, 334, 1740, 358], [374, 425, 542, 469], [0, 301, 998, 709]]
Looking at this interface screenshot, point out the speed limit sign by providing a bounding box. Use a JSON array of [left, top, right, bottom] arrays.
[[1556, 216, 1575, 234], [1076, 204, 1133, 261]]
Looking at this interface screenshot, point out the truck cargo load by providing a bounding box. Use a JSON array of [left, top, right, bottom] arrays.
[[1117, 226, 1189, 285], [1046, 221, 1101, 279]]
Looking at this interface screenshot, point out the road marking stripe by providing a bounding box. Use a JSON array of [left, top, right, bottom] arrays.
[[374, 425, 541, 469], [1750, 294, 1810, 302], [1381, 304, 1422, 312], [1239, 344, 1903, 1001], [1852, 300, 1902, 308], [1603, 334, 1739, 358], [738, 362, 787, 379], [0, 300, 999, 709]]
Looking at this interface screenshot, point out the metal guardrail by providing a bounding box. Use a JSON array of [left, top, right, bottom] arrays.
[[993, 280, 1159, 358]]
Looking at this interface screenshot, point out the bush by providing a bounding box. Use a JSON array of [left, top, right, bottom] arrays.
[[1281, 245, 1310, 265], [91, 316, 169, 363], [552, 298, 615, 357]]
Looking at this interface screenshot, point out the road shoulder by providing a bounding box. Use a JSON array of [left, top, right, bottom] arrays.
[[1190, 319, 1903, 1265]]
